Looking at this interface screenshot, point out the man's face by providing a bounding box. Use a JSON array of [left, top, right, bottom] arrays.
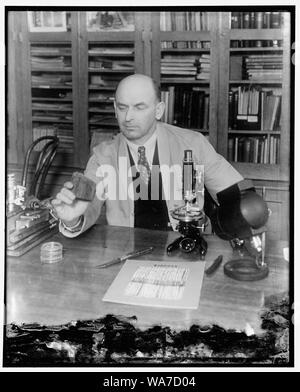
[[114, 78, 160, 145]]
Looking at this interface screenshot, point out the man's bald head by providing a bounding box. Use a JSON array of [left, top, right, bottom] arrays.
[[115, 74, 161, 103], [114, 73, 165, 144]]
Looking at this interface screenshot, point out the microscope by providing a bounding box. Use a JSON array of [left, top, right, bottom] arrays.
[[167, 150, 208, 259], [167, 150, 270, 281]]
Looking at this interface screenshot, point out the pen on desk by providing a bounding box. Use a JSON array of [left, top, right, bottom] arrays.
[[205, 255, 223, 276], [95, 246, 154, 269]]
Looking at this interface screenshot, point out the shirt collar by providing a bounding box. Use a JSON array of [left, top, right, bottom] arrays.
[[126, 129, 157, 153]]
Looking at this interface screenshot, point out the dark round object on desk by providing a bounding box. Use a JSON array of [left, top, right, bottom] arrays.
[[224, 258, 269, 281], [241, 191, 269, 229]]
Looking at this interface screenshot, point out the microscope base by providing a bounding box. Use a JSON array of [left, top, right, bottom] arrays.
[[167, 221, 207, 259]]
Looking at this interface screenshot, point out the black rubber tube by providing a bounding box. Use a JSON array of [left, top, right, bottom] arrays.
[[22, 136, 59, 189]]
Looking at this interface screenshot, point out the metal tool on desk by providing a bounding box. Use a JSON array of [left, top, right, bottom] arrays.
[[95, 246, 154, 269]]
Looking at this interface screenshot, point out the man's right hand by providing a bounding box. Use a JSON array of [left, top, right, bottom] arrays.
[[51, 181, 89, 225]]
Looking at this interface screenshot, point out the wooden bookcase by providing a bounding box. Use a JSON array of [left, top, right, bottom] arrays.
[[7, 10, 292, 239], [217, 11, 290, 183], [150, 11, 219, 148], [7, 11, 88, 181], [77, 11, 146, 157]]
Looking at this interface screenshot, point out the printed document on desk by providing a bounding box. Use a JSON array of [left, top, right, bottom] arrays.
[[102, 259, 206, 309]]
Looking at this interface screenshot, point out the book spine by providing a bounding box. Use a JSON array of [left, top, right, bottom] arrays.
[[271, 12, 281, 28], [263, 12, 271, 28], [228, 137, 234, 161], [255, 12, 263, 47]]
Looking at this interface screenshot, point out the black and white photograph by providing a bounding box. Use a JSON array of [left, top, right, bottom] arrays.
[[1, 0, 298, 378]]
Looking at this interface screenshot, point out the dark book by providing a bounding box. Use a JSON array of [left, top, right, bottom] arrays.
[[233, 90, 239, 129], [203, 95, 209, 130], [250, 12, 256, 29], [243, 12, 250, 28], [255, 12, 264, 28], [171, 12, 176, 30], [257, 137, 264, 163], [228, 138, 234, 161], [168, 86, 175, 124], [243, 137, 252, 162], [271, 12, 281, 28], [238, 137, 244, 161], [186, 90, 194, 128], [263, 12, 271, 28], [197, 91, 205, 129], [182, 89, 189, 127], [190, 89, 199, 128], [239, 12, 243, 29], [172, 87, 179, 125], [228, 90, 234, 130], [231, 12, 239, 28]]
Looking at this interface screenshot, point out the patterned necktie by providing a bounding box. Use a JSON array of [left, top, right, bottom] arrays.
[[137, 146, 151, 185]]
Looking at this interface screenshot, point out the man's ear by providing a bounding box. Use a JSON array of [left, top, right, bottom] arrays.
[[155, 101, 165, 120]]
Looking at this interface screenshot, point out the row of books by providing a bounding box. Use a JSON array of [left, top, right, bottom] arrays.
[[32, 89, 73, 100], [230, 54, 283, 81], [32, 124, 74, 153], [228, 135, 279, 164], [32, 73, 72, 87], [88, 92, 114, 101], [161, 41, 211, 50], [228, 87, 281, 131], [31, 46, 72, 56], [230, 39, 283, 48], [89, 104, 113, 112], [32, 102, 73, 110], [244, 55, 283, 81], [32, 111, 73, 122], [88, 47, 134, 56], [196, 54, 210, 80], [161, 86, 209, 130], [89, 75, 123, 87], [88, 58, 134, 71], [31, 56, 71, 70], [89, 115, 118, 126], [160, 11, 212, 31], [231, 11, 283, 29], [161, 54, 210, 80]]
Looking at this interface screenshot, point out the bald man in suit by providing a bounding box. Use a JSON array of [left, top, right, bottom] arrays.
[[52, 74, 243, 236]]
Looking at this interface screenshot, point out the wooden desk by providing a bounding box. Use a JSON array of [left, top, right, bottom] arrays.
[[6, 225, 289, 334]]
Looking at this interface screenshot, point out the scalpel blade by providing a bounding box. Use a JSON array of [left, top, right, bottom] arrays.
[[95, 246, 154, 269]]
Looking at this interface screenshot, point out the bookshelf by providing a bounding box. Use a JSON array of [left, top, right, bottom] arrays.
[[151, 11, 219, 148], [77, 11, 146, 153], [217, 11, 290, 182], [8, 11, 89, 171]]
